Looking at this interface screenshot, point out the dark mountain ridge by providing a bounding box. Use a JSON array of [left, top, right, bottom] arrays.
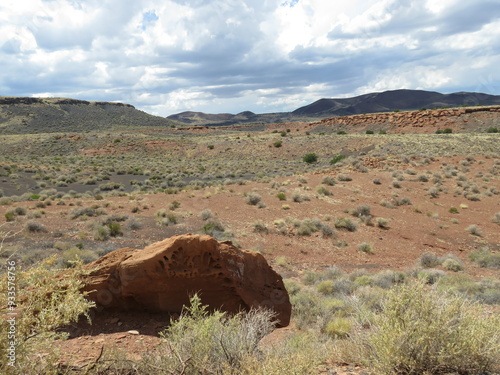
[[292, 89, 500, 116], [168, 89, 500, 126]]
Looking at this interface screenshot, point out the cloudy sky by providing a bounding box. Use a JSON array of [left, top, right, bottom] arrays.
[[1, 0, 500, 116]]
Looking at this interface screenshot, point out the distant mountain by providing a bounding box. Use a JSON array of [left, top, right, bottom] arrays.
[[168, 89, 500, 126], [167, 110, 258, 125], [292, 90, 500, 116], [0, 97, 179, 134]]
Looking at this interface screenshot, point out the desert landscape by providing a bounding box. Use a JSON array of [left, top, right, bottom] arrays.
[[0, 93, 499, 374]]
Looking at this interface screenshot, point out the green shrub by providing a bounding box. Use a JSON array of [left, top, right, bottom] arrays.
[[302, 153, 318, 164], [487, 127, 499, 133], [273, 140, 282, 148], [316, 185, 331, 196], [449, 207, 459, 214], [365, 130, 374, 134], [276, 192, 287, 201], [4, 211, 15, 222], [108, 222, 123, 237], [201, 218, 226, 237], [366, 279, 500, 375], [330, 155, 346, 165]]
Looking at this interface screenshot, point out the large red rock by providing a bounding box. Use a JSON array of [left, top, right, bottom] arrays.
[[82, 234, 291, 326]]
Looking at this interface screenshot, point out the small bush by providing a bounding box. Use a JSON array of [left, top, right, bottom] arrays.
[[449, 207, 459, 214], [302, 153, 318, 164], [291, 192, 310, 203], [201, 218, 226, 237], [486, 127, 499, 133], [376, 217, 389, 229], [253, 220, 268, 234], [108, 222, 123, 237], [324, 317, 352, 338], [157, 295, 277, 374], [4, 211, 15, 222], [358, 242, 373, 254], [200, 209, 213, 221], [316, 185, 331, 196], [273, 140, 282, 148], [93, 225, 110, 241], [366, 279, 500, 375], [316, 280, 335, 295], [321, 176, 336, 186], [334, 217, 357, 232], [418, 252, 442, 268], [352, 205, 371, 217], [337, 174, 352, 182], [330, 155, 346, 165], [245, 192, 262, 206], [25, 220, 47, 233], [492, 212, 500, 225], [125, 217, 142, 230], [169, 200, 181, 210], [466, 224, 481, 236], [442, 256, 464, 272], [0, 257, 95, 374], [276, 192, 287, 201], [469, 249, 500, 269], [14, 206, 27, 215]]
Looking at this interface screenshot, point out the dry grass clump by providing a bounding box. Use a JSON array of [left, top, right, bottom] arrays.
[[365, 280, 500, 375], [0, 257, 95, 374], [245, 192, 265, 208], [465, 224, 481, 236], [469, 248, 500, 269]]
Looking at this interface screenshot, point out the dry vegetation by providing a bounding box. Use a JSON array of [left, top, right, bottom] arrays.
[[0, 121, 499, 374]]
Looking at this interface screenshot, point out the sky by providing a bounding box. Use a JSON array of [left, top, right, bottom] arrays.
[[1, 0, 500, 116]]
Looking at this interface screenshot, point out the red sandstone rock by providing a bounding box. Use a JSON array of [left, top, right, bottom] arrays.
[[82, 234, 291, 326]]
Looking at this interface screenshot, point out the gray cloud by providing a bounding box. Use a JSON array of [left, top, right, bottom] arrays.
[[0, 0, 499, 115]]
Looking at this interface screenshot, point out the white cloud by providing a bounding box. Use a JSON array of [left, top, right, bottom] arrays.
[[0, 0, 499, 116]]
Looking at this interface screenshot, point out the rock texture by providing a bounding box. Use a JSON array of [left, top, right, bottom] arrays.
[[82, 234, 291, 326], [310, 105, 500, 133]]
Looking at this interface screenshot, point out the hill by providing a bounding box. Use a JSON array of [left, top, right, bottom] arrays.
[[293, 89, 500, 116], [0, 96, 179, 134], [168, 89, 500, 126]]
